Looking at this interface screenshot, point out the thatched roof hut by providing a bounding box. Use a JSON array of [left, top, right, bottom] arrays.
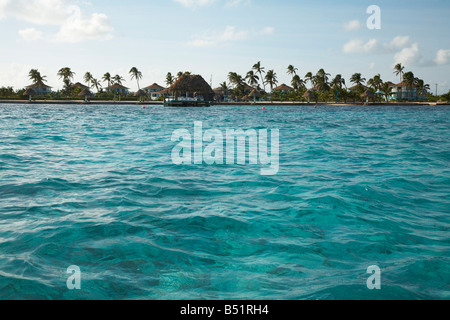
[[23, 88, 37, 102], [78, 88, 93, 97], [361, 90, 375, 98], [25, 83, 52, 90], [168, 74, 214, 101], [71, 82, 90, 90], [134, 89, 147, 97], [243, 89, 261, 101], [23, 88, 37, 97], [79, 88, 93, 102], [273, 84, 294, 92]]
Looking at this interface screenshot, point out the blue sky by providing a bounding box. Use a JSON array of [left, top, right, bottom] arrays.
[[1, 0, 449, 93]]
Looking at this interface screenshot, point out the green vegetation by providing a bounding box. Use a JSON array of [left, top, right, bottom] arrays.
[[0, 64, 447, 103]]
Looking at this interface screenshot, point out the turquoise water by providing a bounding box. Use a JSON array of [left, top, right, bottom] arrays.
[[0, 104, 449, 300]]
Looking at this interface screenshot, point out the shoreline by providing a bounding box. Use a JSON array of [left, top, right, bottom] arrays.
[[0, 100, 448, 106]]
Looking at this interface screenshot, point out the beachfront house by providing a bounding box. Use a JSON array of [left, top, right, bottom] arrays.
[[25, 83, 52, 95], [142, 83, 166, 100], [388, 81, 420, 101]]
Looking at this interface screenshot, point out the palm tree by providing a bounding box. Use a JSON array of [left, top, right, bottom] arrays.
[[380, 82, 393, 102], [245, 71, 259, 88], [228, 72, 245, 100], [313, 69, 330, 92], [84, 72, 93, 88], [129, 67, 143, 90], [113, 75, 125, 86], [102, 72, 112, 87], [57, 67, 75, 83], [331, 74, 346, 90], [415, 79, 430, 98], [350, 73, 366, 87], [166, 72, 175, 87], [57, 67, 75, 91], [220, 81, 228, 91], [264, 70, 278, 92], [394, 63, 405, 83], [367, 74, 383, 92], [291, 75, 305, 91], [28, 69, 47, 85], [304, 72, 314, 88], [287, 65, 298, 78], [403, 71, 417, 100], [252, 61, 266, 92], [177, 71, 184, 80], [91, 78, 102, 92]]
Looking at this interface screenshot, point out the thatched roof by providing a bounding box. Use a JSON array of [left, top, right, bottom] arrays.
[[273, 83, 294, 91], [168, 74, 214, 101], [361, 90, 375, 98], [78, 88, 93, 97], [23, 88, 37, 96], [303, 90, 316, 98], [106, 84, 129, 90], [71, 82, 89, 90], [134, 89, 147, 97], [143, 83, 165, 90], [248, 90, 261, 98], [26, 83, 52, 89]]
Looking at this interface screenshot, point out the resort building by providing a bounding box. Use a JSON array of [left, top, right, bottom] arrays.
[[388, 81, 420, 101], [105, 84, 129, 95], [25, 83, 52, 95], [142, 83, 166, 100]]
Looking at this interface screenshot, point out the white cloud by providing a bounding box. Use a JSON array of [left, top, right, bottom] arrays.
[[394, 43, 421, 66], [434, 49, 450, 65], [53, 8, 113, 43], [343, 20, 362, 32], [18, 28, 43, 41], [343, 38, 378, 54], [0, 0, 70, 25], [0, 0, 113, 43], [343, 36, 411, 54], [188, 25, 271, 47]]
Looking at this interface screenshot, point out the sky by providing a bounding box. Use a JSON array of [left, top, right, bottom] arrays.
[[0, 0, 449, 94]]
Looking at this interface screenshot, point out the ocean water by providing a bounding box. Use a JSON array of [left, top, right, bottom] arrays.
[[0, 104, 448, 300]]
